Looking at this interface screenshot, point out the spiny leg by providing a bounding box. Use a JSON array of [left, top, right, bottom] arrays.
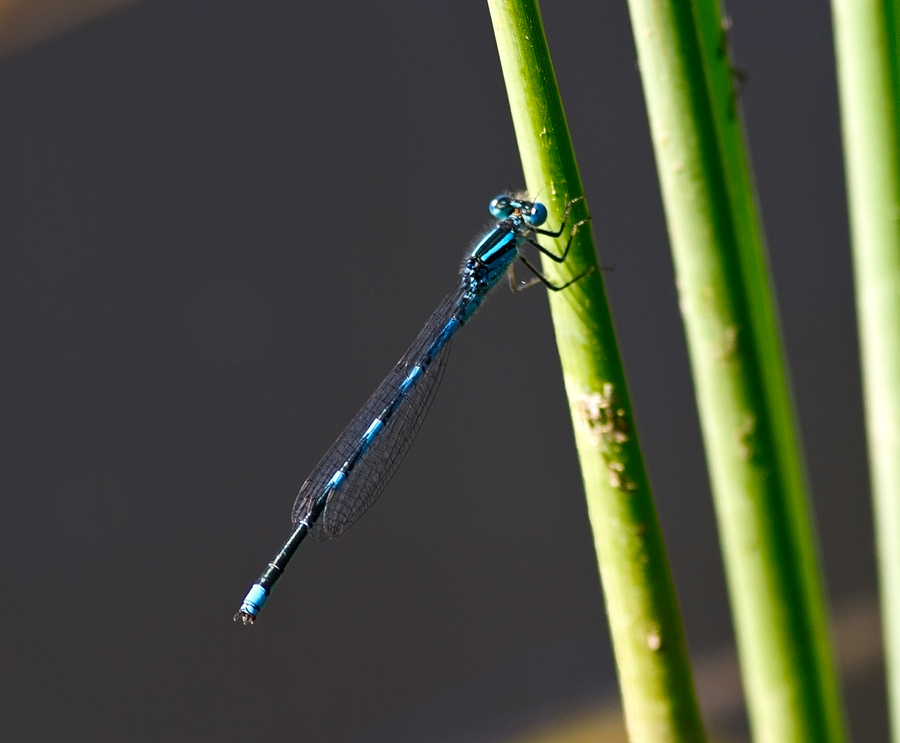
[[526, 218, 591, 264], [514, 255, 596, 292], [510, 195, 594, 292]]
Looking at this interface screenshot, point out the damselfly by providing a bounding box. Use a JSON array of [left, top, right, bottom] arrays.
[[236, 194, 591, 624]]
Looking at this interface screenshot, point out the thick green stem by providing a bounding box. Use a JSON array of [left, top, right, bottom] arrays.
[[831, 0, 900, 738], [488, 2, 706, 741], [624, 0, 847, 740]]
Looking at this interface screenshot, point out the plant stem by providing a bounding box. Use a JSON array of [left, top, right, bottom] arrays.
[[623, 0, 848, 740], [488, 1, 706, 741], [831, 0, 900, 738]]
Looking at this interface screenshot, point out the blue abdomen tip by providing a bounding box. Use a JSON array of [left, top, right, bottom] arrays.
[[235, 584, 269, 624]]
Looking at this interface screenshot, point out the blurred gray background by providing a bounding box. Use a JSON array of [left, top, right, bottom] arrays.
[[0, 1, 881, 741]]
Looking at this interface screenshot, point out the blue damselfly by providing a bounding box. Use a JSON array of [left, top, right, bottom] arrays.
[[236, 194, 590, 624]]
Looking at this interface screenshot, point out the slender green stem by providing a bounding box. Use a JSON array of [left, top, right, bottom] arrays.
[[831, 0, 900, 738], [623, 0, 847, 740], [488, 2, 706, 741]]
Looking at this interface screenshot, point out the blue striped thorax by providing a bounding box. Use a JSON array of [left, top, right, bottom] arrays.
[[470, 228, 518, 276], [465, 195, 549, 296]]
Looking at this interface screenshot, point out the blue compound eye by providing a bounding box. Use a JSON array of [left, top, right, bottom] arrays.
[[489, 196, 514, 219], [524, 202, 548, 227]]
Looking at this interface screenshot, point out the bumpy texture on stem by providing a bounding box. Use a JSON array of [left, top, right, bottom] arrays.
[[488, 1, 707, 741]]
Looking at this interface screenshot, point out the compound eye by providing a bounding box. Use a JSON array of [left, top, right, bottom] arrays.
[[489, 196, 514, 219], [524, 202, 548, 227]]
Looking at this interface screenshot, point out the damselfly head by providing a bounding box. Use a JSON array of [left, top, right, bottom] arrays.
[[488, 195, 547, 228]]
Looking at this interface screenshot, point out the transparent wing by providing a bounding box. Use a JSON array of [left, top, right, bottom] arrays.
[[291, 283, 466, 540]]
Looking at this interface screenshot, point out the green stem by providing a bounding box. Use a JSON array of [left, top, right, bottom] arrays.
[[624, 0, 847, 740], [488, 2, 706, 741], [831, 0, 900, 738]]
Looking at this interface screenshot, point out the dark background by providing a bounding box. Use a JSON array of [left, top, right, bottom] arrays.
[[0, 1, 881, 741]]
